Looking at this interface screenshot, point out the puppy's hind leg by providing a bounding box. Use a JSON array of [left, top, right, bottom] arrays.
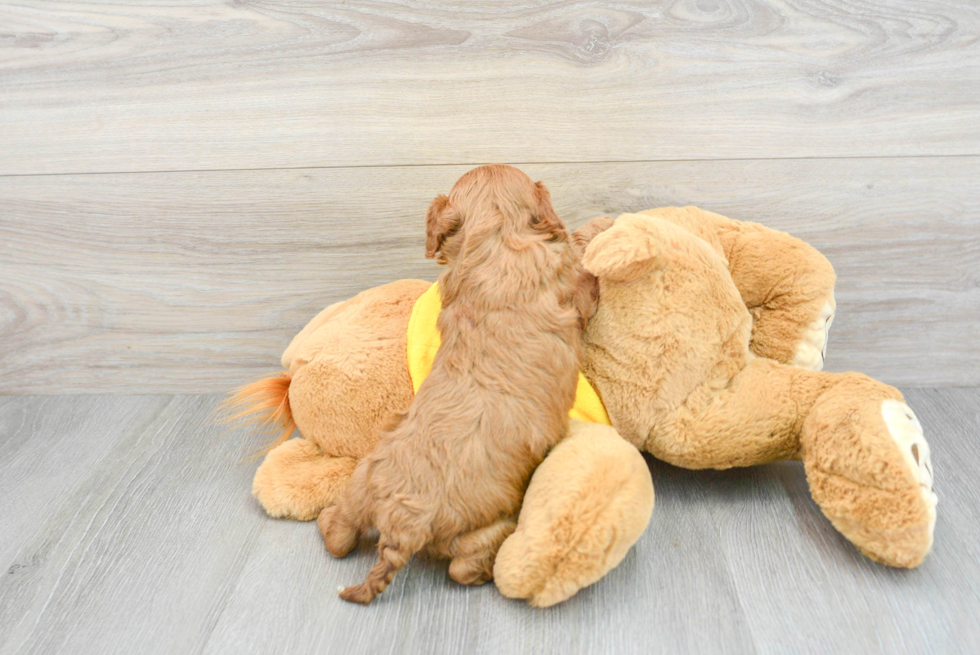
[[448, 518, 518, 586], [317, 503, 360, 558], [339, 538, 420, 605], [319, 464, 372, 558]]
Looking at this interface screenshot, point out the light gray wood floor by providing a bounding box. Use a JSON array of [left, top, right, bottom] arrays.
[[1, 388, 977, 655]]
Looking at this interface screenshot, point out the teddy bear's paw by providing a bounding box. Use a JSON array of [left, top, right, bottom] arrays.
[[493, 423, 654, 607], [791, 298, 835, 371], [804, 389, 937, 569], [252, 438, 358, 521]]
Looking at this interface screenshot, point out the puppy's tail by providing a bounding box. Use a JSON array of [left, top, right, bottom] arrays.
[[339, 540, 418, 605], [217, 372, 295, 457]]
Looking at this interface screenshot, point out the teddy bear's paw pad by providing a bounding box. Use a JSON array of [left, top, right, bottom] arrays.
[[882, 400, 938, 516], [792, 299, 835, 371]]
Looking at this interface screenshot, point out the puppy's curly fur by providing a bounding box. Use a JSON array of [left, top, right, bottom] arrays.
[[317, 165, 596, 604]]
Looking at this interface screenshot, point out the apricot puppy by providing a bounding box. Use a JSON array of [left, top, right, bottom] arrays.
[[317, 164, 595, 604]]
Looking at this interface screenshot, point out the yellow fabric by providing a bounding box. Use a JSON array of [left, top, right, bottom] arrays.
[[406, 282, 611, 426]]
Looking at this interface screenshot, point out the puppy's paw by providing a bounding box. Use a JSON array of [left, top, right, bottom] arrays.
[[318, 506, 358, 558], [448, 556, 494, 586]]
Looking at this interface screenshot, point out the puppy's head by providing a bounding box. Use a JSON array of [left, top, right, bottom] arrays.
[[425, 165, 566, 263]]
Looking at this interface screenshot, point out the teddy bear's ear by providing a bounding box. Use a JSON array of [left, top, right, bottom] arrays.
[[425, 194, 461, 260], [582, 214, 660, 283]]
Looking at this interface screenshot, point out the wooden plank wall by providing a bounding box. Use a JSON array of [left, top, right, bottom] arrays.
[[1, 1, 978, 392]]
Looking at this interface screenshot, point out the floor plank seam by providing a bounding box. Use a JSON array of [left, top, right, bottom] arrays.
[[2, 152, 980, 179]]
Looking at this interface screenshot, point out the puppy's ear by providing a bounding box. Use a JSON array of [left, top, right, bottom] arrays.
[[529, 182, 567, 241], [425, 194, 460, 259]]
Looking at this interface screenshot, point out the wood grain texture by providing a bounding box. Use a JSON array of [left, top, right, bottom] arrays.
[[1, 391, 978, 654], [204, 451, 755, 655], [2, 157, 978, 393], [0, 395, 268, 655], [655, 386, 980, 654], [1, 0, 979, 175], [0, 395, 159, 570]]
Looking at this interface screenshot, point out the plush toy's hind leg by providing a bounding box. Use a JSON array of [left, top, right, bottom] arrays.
[[284, 280, 425, 460], [252, 438, 357, 520], [802, 376, 937, 568], [494, 422, 654, 608], [252, 279, 423, 524], [724, 227, 837, 370], [448, 518, 517, 586], [644, 359, 807, 469], [654, 362, 937, 568]]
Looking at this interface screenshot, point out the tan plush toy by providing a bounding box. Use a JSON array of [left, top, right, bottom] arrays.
[[230, 206, 936, 608]]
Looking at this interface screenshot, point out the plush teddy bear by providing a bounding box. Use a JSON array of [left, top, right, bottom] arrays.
[[231, 206, 936, 608]]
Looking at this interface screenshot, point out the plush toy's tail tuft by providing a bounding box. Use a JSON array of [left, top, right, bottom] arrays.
[[218, 372, 295, 456]]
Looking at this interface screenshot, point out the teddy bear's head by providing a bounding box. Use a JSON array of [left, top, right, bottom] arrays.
[[574, 213, 752, 452]]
